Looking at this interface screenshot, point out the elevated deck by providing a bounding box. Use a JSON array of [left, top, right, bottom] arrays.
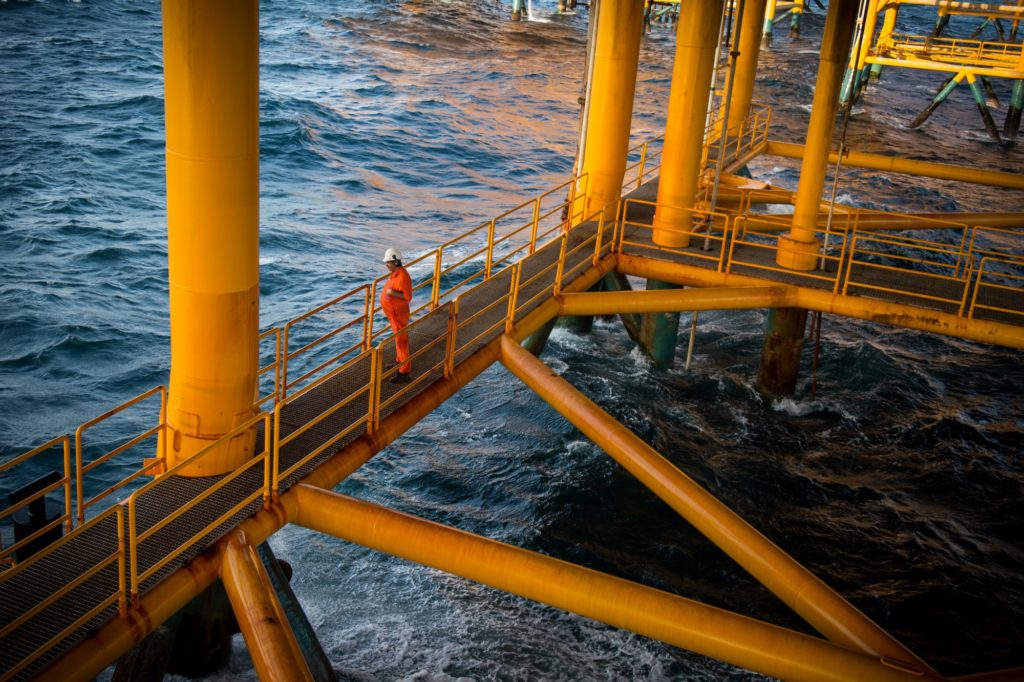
[[2, 171, 1023, 680]]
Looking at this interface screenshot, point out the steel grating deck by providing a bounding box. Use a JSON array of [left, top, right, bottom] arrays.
[[4, 177, 1022, 680], [0, 219, 610, 681]]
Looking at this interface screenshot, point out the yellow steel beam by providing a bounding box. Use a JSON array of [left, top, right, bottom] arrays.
[[220, 531, 313, 682], [766, 140, 1024, 190], [41, 253, 614, 682], [163, 0, 260, 475], [784, 0, 860, 269], [652, 0, 725, 246], [560, 286, 794, 316], [292, 484, 936, 682], [579, 0, 645, 219], [617, 254, 1024, 349], [864, 55, 1023, 80], [498, 335, 934, 673]]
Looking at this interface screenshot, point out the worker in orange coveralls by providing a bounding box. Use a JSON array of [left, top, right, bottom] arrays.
[[381, 248, 412, 383]]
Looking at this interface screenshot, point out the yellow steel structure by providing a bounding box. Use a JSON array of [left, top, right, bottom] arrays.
[[615, 255, 1024, 348], [780, 0, 859, 271], [163, 0, 261, 475], [578, 0, 646, 220], [499, 336, 933, 672], [766, 140, 1024, 190], [293, 484, 936, 682], [220, 531, 313, 682], [652, 0, 725, 246], [720, 0, 770, 137]]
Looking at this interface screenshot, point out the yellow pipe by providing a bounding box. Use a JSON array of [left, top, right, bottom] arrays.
[[877, 0, 898, 44], [618, 255, 1024, 349], [652, 0, 725, 246], [220, 531, 313, 682], [293, 485, 935, 682], [163, 0, 261, 475], [560, 286, 793, 316], [498, 335, 933, 673], [579, 0, 646, 220], [781, 0, 859, 270], [42, 253, 614, 682], [855, 0, 881, 73], [766, 140, 1024, 191], [724, 0, 770, 135], [864, 55, 1023, 80]]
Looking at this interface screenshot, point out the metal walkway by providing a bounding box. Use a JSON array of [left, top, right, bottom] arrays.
[[3, 168, 1023, 680]]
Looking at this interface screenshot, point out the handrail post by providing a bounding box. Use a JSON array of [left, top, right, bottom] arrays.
[[117, 506, 127, 617], [554, 233, 568, 296], [369, 347, 382, 433], [506, 263, 522, 334], [74, 429, 85, 526], [367, 282, 379, 353], [271, 405, 283, 501], [261, 413, 272, 509], [445, 300, 460, 378], [485, 219, 496, 279], [529, 198, 541, 254], [128, 497, 139, 608], [431, 248, 442, 309], [281, 324, 292, 401], [637, 141, 648, 188], [594, 210, 605, 267]]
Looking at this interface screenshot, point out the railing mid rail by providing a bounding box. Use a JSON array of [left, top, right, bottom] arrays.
[[0, 172, 610, 681]]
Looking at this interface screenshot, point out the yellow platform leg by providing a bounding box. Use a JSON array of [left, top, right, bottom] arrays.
[[652, 0, 725, 247], [777, 0, 859, 271], [220, 532, 314, 682], [721, 0, 770, 138], [578, 0, 645, 221], [163, 0, 260, 475]]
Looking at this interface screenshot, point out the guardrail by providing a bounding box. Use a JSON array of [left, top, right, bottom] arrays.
[[0, 174, 612, 681], [0, 436, 73, 569], [4, 112, 1023, 679]]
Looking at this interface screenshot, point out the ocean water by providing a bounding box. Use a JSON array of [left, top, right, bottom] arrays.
[[1, 1, 1023, 680]]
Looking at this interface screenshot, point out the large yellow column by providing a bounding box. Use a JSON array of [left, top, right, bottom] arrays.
[[163, 0, 260, 475], [652, 0, 726, 246], [578, 0, 646, 220], [776, 0, 858, 270], [722, 0, 769, 137]]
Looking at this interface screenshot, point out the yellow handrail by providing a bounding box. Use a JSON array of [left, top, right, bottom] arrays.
[[0, 435, 73, 568], [74, 385, 167, 524], [127, 411, 271, 601]]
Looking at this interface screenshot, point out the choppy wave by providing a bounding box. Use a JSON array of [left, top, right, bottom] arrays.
[[2, 0, 1023, 679]]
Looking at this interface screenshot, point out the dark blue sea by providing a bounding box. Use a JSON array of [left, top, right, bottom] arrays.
[[2, 1, 1023, 680]]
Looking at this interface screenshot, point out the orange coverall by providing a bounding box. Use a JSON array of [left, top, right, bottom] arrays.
[[382, 266, 412, 373]]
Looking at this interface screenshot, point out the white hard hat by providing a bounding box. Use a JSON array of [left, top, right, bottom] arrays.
[[382, 248, 402, 263]]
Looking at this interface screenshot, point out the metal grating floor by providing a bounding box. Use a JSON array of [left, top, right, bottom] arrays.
[[0, 219, 608, 681], [4, 178, 1020, 680], [619, 181, 1024, 326]]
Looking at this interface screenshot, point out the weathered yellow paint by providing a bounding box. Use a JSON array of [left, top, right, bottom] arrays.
[[293, 484, 934, 682], [782, 0, 859, 269], [579, 0, 645, 220], [163, 0, 260, 475], [220, 531, 313, 682], [652, 0, 725, 246]]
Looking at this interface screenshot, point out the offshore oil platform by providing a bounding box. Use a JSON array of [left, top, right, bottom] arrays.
[[1, 0, 1022, 680]]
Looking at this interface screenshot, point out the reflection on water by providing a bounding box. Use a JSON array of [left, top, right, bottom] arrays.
[[1, 0, 1022, 679]]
